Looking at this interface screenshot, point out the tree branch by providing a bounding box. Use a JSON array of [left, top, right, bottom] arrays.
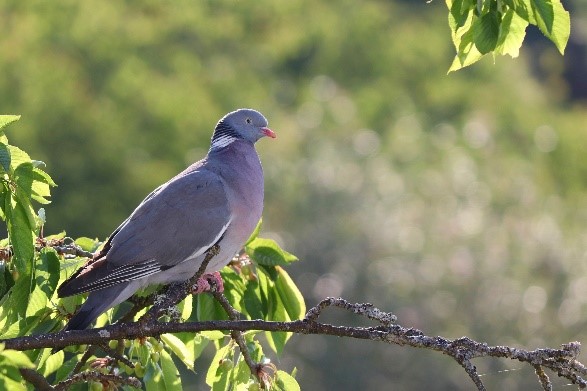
[[19, 368, 53, 391], [4, 297, 586, 390]]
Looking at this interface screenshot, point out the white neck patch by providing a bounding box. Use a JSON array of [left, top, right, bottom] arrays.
[[210, 135, 237, 151]]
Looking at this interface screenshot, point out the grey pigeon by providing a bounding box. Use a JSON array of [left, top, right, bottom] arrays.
[[57, 108, 276, 331]]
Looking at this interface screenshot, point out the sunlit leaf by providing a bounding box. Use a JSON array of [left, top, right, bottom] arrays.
[[233, 358, 252, 385], [275, 370, 301, 391], [74, 237, 101, 252], [160, 349, 182, 391], [161, 333, 194, 371], [448, 12, 484, 72], [246, 238, 298, 267], [200, 330, 227, 341], [5, 195, 35, 274], [144, 361, 164, 391], [543, 0, 569, 54], [0, 116, 20, 132], [274, 266, 306, 321], [0, 346, 35, 369], [39, 349, 64, 377], [178, 294, 192, 320], [495, 9, 528, 57], [206, 343, 232, 388]]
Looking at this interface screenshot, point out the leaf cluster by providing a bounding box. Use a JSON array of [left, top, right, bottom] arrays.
[[446, 0, 570, 71]]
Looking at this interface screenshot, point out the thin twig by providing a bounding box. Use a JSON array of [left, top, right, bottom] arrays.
[[211, 288, 260, 380], [305, 297, 396, 325], [534, 364, 552, 391], [71, 345, 98, 375], [96, 343, 134, 368]]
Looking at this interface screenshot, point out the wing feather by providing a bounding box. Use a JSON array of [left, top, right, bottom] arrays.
[[58, 165, 231, 297]]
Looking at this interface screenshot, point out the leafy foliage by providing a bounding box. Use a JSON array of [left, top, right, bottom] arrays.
[[446, 0, 570, 71]]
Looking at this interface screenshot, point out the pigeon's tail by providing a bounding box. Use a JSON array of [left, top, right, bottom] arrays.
[[63, 283, 132, 331]]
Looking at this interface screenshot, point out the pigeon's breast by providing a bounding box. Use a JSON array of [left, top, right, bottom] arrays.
[[208, 141, 264, 270]]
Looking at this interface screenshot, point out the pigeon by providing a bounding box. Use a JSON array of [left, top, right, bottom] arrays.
[[57, 108, 276, 331]]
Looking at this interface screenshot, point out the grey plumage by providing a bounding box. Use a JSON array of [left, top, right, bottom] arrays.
[[57, 109, 275, 331]]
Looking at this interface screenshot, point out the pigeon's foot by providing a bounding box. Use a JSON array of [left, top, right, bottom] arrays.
[[191, 271, 224, 294]]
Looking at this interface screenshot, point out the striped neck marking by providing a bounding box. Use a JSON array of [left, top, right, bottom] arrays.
[[210, 120, 239, 151]]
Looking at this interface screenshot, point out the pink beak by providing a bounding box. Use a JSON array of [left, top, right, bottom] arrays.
[[262, 127, 277, 139]]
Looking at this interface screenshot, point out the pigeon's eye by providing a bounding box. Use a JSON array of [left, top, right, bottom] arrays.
[[246, 118, 252, 124]]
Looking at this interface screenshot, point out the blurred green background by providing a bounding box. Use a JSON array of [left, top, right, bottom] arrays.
[[2, 0, 587, 389]]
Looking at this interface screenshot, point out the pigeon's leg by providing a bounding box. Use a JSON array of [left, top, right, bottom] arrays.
[[191, 271, 224, 294]]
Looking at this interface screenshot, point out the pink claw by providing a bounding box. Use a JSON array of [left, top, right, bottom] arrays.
[[191, 272, 224, 294]]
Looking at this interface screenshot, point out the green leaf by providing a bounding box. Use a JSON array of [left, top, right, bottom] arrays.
[[274, 266, 306, 321], [233, 357, 252, 385], [178, 294, 192, 320], [38, 248, 60, 297], [7, 145, 33, 172], [0, 144, 11, 173], [0, 116, 20, 132], [0, 346, 35, 369], [26, 248, 61, 318], [26, 286, 48, 318], [30, 166, 55, 203], [0, 262, 10, 298], [54, 355, 79, 382], [135, 341, 151, 367], [200, 330, 227, 341], [206, 343, 232, 388], [189, 334, 210, 361], [258, 267, 291, 355], [32, 167, 56, 187], [473, 12, 500, 54], [275, 370, 301, 391], [74, 237, 101, 252], [196, 292, 228, 321], [246, 238, 298, 267], [448, 12, 484, 72], [0, 376, 26, 391], [517, 0, 570, 54], [544, 0, 569, 54], [531, 0, 554, 34], [5, 195, 35, 274], [220, 268, 246, 313], [161, 333, 194, 371], [39, 350, 64, 377], [160, 349, 182, 391], [448, 0, 474, 34], [0, 271, 33, 338], [243, 278, 264, 320], [144, 361, 164, 391], [495, 9, 529, 57]]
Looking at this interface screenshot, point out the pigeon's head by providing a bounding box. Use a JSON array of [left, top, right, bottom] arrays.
[[211, 109, 276, 150]]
